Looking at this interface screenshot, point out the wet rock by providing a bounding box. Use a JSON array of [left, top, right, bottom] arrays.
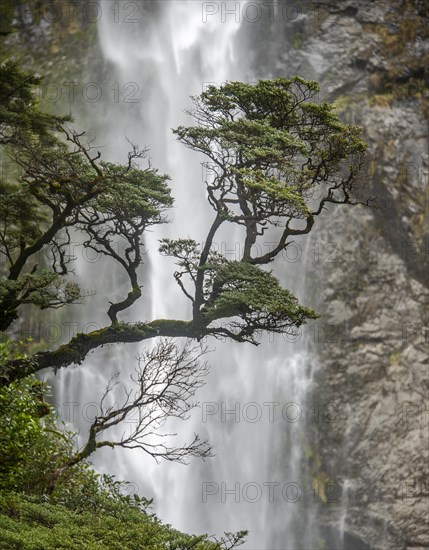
[[272, 1, 429, 548]]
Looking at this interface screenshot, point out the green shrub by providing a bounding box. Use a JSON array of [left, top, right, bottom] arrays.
[[0, 342, 51, 490], [0, 492, 223, 550]]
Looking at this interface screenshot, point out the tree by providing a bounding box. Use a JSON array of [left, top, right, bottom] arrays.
[[0, 64, 370, 386], [48, 339, 212, 492]]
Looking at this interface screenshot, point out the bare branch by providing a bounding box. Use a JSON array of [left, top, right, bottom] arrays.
[[62, 339, 212, 473]]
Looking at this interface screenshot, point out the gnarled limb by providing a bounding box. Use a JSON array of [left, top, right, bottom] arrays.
[[0, 319, 197, 385]]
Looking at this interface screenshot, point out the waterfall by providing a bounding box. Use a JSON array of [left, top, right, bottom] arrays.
[[56, 2, 320, 548], [340, 478, 350, 542]]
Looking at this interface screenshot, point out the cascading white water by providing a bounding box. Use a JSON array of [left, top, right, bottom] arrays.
[[57, 2, 321, 548]]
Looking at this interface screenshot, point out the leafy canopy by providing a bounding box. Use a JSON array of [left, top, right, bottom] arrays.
[[0, 61, 172, 332], [0, 67, 369, 380], [173, 76, 367, 259]]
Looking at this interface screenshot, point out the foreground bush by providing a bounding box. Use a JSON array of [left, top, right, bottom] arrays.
[[0, 492, 224, 550]]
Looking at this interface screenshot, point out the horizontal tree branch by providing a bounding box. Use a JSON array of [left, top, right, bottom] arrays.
[[1, 319, 198, 386]]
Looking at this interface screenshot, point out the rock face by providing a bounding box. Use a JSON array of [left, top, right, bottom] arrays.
[[248, 1, 428, 548]]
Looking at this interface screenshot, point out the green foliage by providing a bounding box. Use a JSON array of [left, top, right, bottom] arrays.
[[0, 492, 227, 550], [0, 61, 172, 332], [0, 371, 48, 488], [232, 167, 309, 219], [164, 77, 368, 342], [0, 341, 68, 492], [159, 237, 227, 294], [0, 272, 82, 309], [1, 64, 369, 371], [0, 341, 90, 495], [174, 77, 367, 233], [0, 60, 70, 145], [0, 179, 47, 254], [159, 239, 319, 341], [95, 161, 173, 222], [202, 261, 318, 340]]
